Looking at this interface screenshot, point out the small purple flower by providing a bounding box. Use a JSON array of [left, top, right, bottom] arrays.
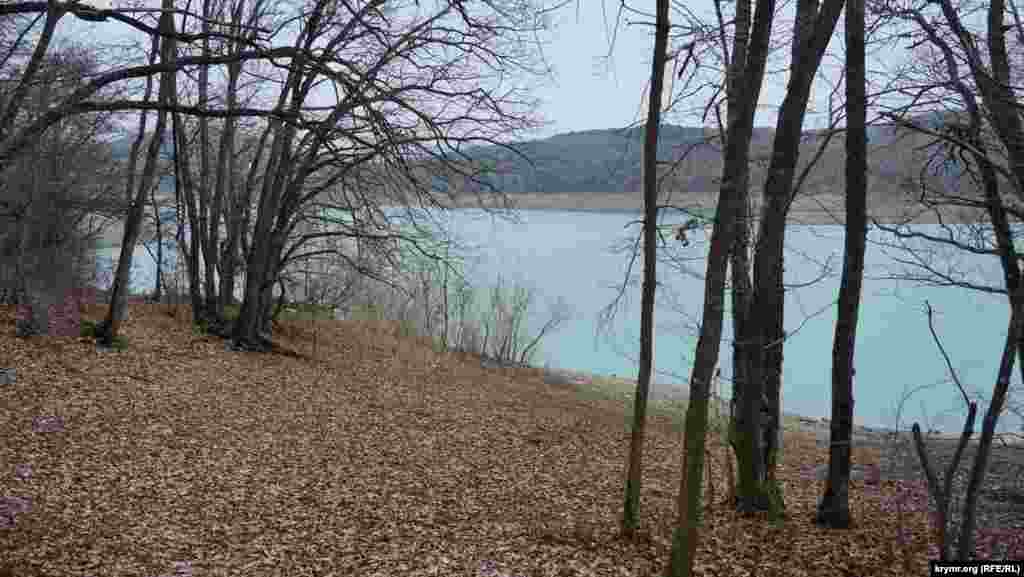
[[478, 560, 501, 577], [0, 495, 31, 528], [172, 561, 193, 577], [14, 464, 32, 481], [32, 415, 65, 433], [477, 560, 523, 577]]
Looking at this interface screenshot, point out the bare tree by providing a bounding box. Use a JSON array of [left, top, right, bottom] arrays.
[[142, 179, 172, 303], [0, 0, 301, 338], [0, 1, 301, 174], [816, 0, 867, 528], [214, 0, 259, 315], [621, 0, 670, 538], [664, 0, 776, 568], [870, 0, 1024, 556], [906, 303, 979, 560], [732, 0, 845, 514], [97, 0, 175, 346], [169, 0, 267, 329], [228, 0, 547, 349], [0, 48, 118, 335], [714, 0, 772, 515], [0, 0, 548, 351]]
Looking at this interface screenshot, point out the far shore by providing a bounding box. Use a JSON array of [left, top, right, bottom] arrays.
[[447, 191, 985, 226], [94, 190, 982, 249]]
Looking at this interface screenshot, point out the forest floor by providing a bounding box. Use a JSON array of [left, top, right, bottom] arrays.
[[0, 304, 1021, 577]]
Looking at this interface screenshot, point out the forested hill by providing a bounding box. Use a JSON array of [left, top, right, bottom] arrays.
[[106, 120, 958, 200], [461, 121, 952, 197]]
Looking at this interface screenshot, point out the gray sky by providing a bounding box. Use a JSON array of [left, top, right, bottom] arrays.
[[528, 0, 853, 138], [531, 1, 659, 136], [74, 0, 860, 139]]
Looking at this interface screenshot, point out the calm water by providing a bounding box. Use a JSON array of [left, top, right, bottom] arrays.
[[101, 208, 1017, 432], [444, 209, 1012, 433]]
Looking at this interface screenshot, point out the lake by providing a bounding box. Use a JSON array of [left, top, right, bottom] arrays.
[[99, 208, 1017, 433]]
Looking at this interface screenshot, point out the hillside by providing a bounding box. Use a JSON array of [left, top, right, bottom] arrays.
[[108, 121, 953, 201], [105, 122, 977, 225], [5, 304, 1015, 576], [458, 123, 940, 195], [439, 122, 980, 223]]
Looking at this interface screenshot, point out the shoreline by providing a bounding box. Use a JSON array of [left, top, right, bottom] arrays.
[[447, 191, 985, 226], [536, 365, 1024, 444], [95, 192, 981, 249]]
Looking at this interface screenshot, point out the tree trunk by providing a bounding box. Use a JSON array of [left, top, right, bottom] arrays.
[[219, 0, 259, 313], [233, 38, 311, 348], [959, 306, 1020, 559], [729, 197, 755, 506], [99, 4, 173, 345], [736, 0, 844, 512], [912, 402, 976, 561], [172, 112, 203, 324], [199, 0, 220, 318], [622, 0, 669, 538], [233, 120, 294, 348], [216, 54, 242, 312], [816, 0, 866, 527], [665, 157, 742, 577], [16, 110, 51, 337], [665, 0, 775, 570], [953, 97, 1024, 558], [150, 183, 164, 302], [17, 179, 63, 338], [718, 0, 763, 513]]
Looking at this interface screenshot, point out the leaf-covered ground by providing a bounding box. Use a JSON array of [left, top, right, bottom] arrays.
[[0, 304, 968, 576]]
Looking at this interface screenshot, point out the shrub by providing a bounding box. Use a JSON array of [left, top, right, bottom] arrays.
[[80, 320, 98, 338], [192, 318, 209, 336], [109, 334, 129, 351], [223, 304, 241, 322], [762, 477, 786, 525]]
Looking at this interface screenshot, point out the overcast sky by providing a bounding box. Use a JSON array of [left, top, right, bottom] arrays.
[[71, 0, 864, 139], [525, 0, 856, 138]]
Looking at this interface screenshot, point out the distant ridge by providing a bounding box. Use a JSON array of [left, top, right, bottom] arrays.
[[106, 118, 965, 202], [458, 120, 961, 201]]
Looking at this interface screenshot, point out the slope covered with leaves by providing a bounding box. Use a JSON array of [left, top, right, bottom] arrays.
[[1, 304, 944, 576]]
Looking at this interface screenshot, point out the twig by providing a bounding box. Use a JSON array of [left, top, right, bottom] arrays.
[[924, 301, 970, 406], [913, 301, 978, 560]]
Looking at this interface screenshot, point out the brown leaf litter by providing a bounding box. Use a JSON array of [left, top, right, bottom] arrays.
[[0, 304, 1017, 576]]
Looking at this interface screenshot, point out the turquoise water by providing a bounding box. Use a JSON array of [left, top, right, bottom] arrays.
[[102, 208, 1017, 432], [441, 209, 1013, 433]]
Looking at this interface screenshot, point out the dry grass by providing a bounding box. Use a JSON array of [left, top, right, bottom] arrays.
[[0, 304, 940, 576]]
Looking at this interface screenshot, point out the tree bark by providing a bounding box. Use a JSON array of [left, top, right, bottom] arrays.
[[959, 307, 1020, 559], [912, 403, 976, 561], [736, 0, 844, 512], [816, 0, 866, 528], [233, 118, 294, 348], [98, 1, 173, 346], [622, 0, 668, 538], [665, 155, 741, 577], [150, 183, 164, 302], [216, 0, 245, 312], [172, 112, 203, 323], [665, 0, 775, 571], [198, 0, 219, 318], [724, 0, 757, 509]]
